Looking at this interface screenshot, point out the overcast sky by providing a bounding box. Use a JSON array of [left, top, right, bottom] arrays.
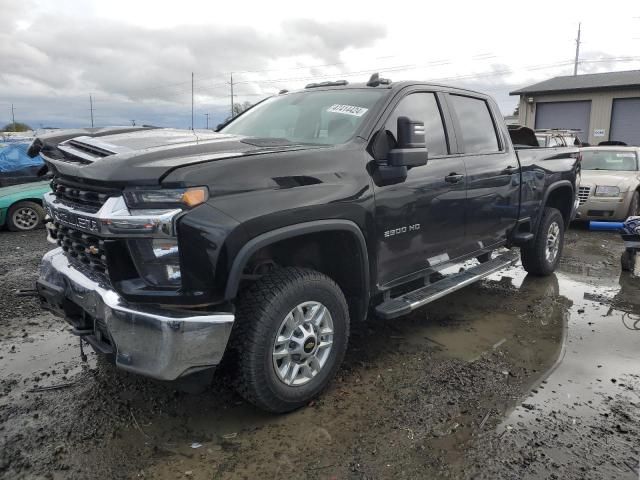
[[1, 0, 639, 130]]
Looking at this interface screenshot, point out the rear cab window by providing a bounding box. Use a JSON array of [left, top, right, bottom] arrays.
[[449, 95, 501, 154]]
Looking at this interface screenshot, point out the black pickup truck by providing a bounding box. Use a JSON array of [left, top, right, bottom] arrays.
[[32, 75, 580, 412]]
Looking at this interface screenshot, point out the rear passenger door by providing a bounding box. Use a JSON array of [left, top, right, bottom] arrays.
[[447, 94, 519, 249]]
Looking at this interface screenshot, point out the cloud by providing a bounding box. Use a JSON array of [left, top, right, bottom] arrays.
[[0, 10, 386, 128]]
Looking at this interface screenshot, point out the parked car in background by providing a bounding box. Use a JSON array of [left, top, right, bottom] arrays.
[[577, 147, 640, 221], [0, 181, 49, 231], [0, 138, 45, 187], [535, 129, 583, 148]]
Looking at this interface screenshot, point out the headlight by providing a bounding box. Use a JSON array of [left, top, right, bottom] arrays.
[[128, 239, 181, 287], [594, 186, 621, 197], [123, 186, 208, 209]]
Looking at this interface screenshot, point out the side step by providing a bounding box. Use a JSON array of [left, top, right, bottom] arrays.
[[375, 250, 520, 320]]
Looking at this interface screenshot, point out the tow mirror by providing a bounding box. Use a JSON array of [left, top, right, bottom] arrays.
[[388, 116, 428, 167]]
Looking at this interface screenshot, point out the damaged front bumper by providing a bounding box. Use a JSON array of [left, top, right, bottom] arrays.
[[37, 248, 234, 381]]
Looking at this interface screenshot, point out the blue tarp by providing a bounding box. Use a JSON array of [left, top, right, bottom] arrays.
[[0, 140, 44, 173]]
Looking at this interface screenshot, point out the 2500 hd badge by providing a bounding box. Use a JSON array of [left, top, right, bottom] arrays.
[[384, 224, 420, 238]]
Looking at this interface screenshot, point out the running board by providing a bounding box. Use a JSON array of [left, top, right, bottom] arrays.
[[375, 250, 519, 320]]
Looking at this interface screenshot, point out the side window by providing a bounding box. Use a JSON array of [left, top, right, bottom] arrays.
[[450, 95, 500, 153], [385, 93, 448, 156]]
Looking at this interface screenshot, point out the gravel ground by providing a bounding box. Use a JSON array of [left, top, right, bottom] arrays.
[[0, 227, 638, 479]]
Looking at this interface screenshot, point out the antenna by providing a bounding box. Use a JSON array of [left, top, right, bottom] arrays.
[[366, 72, 391, 87]]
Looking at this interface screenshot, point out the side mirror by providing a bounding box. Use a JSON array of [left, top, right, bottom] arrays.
[[388, 117, 428, 167]]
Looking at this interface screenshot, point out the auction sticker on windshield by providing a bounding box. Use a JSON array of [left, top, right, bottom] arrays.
[[327, 104, 369, 117]]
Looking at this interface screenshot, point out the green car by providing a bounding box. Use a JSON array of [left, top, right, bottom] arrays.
[[0, 181, 50, 231]]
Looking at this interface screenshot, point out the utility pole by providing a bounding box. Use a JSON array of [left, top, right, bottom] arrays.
[[204, 113, 210, 129], [11, 104, 16, 132], [230, 72, 234, 119], [89, 94, 94, 128], [191, 72, 194, 130], [573, 22, 582, 76]]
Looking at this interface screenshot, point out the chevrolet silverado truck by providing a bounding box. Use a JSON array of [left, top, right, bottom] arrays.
[[32, 75, 580, 412]]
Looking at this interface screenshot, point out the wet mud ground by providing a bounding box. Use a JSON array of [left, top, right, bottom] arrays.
[[0, 228, 639, 479]]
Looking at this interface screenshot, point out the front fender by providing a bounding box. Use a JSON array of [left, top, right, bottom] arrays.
[[223, 219, 370, 304]]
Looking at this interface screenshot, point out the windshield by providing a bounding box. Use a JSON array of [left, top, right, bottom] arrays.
[[221, 89, 386, 145], [581, 150, 638, 171]]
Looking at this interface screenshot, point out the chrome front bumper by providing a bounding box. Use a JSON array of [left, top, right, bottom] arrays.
[[37, 248, 234, 381]]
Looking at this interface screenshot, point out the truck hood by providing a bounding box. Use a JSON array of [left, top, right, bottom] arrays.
[[37, 127, 327, 185], [580, 169, 640, 191]]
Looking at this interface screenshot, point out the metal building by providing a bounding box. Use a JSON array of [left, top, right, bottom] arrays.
[[511, 70, 640, 146]]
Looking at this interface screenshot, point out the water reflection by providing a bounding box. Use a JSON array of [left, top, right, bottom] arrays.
[[499, 258, 640, 430]]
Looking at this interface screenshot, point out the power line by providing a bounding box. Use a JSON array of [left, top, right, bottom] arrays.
[[11, 54, 640, 127]]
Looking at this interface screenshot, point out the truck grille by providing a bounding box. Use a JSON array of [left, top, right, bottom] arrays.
[[50, 222, 108, 273], [578, 186, 591, 205], [51, 179, 118, 213]]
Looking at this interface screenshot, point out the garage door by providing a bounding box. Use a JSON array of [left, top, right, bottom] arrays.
[[534, 101, 591, 140], [610, 98, 640, 146]]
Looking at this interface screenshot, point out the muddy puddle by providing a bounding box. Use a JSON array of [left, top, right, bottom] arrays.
[[1, 229, 639, 479], [0, 315, 96, 404]]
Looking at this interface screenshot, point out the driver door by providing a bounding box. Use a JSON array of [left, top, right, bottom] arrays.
[[372, 91, 469, 287]]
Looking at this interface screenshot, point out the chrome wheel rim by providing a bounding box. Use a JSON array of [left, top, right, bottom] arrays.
[[545, 221, 560, 263], [272, 301, 334, 387], [12, 207, 39, 230]]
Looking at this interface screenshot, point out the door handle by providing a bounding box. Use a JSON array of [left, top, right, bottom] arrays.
[[445, 173, 464, 184], [502, 166, 518, 174]]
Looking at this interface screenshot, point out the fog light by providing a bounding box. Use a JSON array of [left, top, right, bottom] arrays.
[[128, 239, 181, 287]]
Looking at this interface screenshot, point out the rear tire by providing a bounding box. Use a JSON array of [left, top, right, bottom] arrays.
[[7, 201, 44, 231], [229, 267, 350, 413], [521, 207, 565, 276]]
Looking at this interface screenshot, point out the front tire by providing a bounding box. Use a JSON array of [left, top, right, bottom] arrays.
[[229, 267, 350, 413], [521, 207, 565, 276]]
